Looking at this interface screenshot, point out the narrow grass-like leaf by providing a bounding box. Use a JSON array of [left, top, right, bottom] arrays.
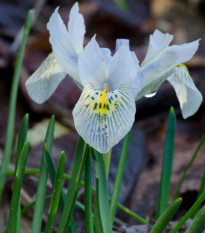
[[110, 131, 131, 224], [174, 135, 205, 200], [85, 149, 94, 233], [15, 113, 29, 233], [7, 168, 147, 224], [57, 137, 88, 232], [93, 149, 112, 233], [0, 9, 33, 200], [170, 192, 205, 233], [156, 107, 176, 219], [44, 147, 76, 232], [185, 205, 205, 233], [15, 116, 28, 231], [45, 146, 66, 213], [7, 141, 30, 233], [32, 116, 55, 233], [198, 170, 205, 200], [44, 152, 65, 233], [15, 114, 29, 171], [150, 198, 182, 233]]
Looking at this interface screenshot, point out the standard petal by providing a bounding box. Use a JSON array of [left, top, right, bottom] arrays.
[[47, 7, 80, 84], [115, 39, 130, 52], [142, 29, 173, 66], [108, 44, 137, 90], [168, 65, 203, 119], [68, 2, 86, 54], [25, 54, 66, 104], [101, 48, 112, 64], [140, 39, 200, 88], [78, 36, 108, 89], [73, 83, 136, 153]]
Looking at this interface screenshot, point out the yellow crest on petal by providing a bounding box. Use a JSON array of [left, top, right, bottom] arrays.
[[100, 89, 107, 117]]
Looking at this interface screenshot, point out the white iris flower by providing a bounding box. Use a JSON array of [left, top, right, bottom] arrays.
[[73, 36, 138, 153], [135, 29, 202, 119], [25, 4, 202, 153]]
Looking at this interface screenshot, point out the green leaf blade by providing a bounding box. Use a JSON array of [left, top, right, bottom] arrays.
[[171, 192, 205, 233], [156, 107, 176, 218], [44, 152, 65, 233], [93, 149, 112, 233], [7, 141, 30, 233], [185, 205, 205, 233], [150, 198, 182, 233], [31, 116, 55, 233], [57, 137, 88, 232], [85, 150, 94, 233], [110, 131, 131, 224]]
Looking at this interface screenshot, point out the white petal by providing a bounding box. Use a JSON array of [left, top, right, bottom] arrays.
[[135, 69, 175, 101], [108, 44, 137, 90], [101, 48, 112, 64], [168, 65, 203, 119], [47, 7, 80, 84], [131, 74, 141, 99], [25, 54, 66, 104], [73, 83, 136, 153], [142, 29, 173, 66], [140, 40, 200, 87], [68, 2, 86, 54], [115, 39, 130, 52], [131, 53, 141, 98], [78, 36, 108, 89]]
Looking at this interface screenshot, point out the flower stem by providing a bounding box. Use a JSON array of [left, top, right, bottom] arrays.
[[85, 150, 94, 233], [110, 131, 131, 224], [103, 150, 112, 179]]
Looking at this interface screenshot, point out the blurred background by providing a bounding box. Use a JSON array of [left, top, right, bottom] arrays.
[[0, 0, 205, 232]]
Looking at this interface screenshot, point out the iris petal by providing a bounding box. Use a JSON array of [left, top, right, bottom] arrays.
[[78, 36, 108, 89], [108, 44, 137, 90], [168, 65, 203, 119], [68, 2, 86, 54], [142, 29, 173, 66], [25, 53, 66, 104], [47, 7, 80, 83], [73, 83, 136, 153]]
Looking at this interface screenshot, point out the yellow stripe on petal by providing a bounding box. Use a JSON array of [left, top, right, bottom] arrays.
[[175, 64, 189, 72], [100, 89, 107, 117], [73, 83, 136, 153]]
